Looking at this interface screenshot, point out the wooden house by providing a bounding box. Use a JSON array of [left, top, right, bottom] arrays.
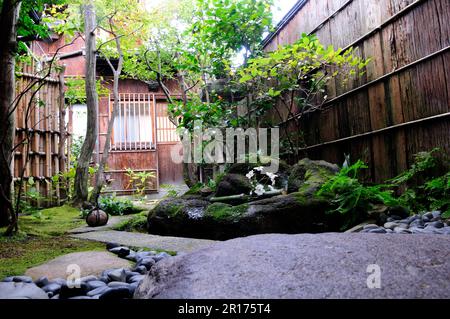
[[41, 35, 184, 195]]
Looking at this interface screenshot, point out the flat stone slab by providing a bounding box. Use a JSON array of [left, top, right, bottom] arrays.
[[0, 282, 49, 299], [70, 230, 217, 253], [68, 216, 133, 234], [25, 251, 132, 281], [135, 233, 450, 299]]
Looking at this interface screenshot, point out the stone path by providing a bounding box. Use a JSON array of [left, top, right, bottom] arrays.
[[68, 187, 218, 254], [25, 251, 132, 281], [68, 215, 133, 234], [71, 230, 217, 253]]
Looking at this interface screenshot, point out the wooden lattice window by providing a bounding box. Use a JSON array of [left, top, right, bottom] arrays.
[[111, 94, 155, 151]]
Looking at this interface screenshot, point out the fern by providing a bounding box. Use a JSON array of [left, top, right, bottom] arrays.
[[317, 160, 398, 227]]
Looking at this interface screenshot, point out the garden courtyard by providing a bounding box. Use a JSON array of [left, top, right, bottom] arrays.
[[0, 0, 449, 301]]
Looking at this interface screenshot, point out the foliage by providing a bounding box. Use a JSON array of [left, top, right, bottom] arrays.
[[70, 135, 84, 166], [317, 160, 398, 227], [0, 205, 103, 278], [190, 0, 274, 76], [65, 77, 109, 105], [317, 149, 450, 227], [113, 211, 148, 233], [169, 98, 240, 131], [51, 164, 97, 204], [245, 166, 278, 196], [17, 177, 47, 216], [16, 0, 67, 54], [98, 195, 142, 216], [238, 33, 368, 97], [237, 34, 370, 156], [160, 184, 180, 198], [125, 169, 156, 198], [389, 148, 450, 217]]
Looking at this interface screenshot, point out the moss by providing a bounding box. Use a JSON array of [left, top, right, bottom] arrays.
[[298, 168, 330, 194], [0, 235, 104, 279], [114, 211, 149, 233], [166, 204, 184, 217], [292, 192, 330, 206], [18, 205, 84, 237], [205, 203, 249, 221], [184, 182, 205, 196], [0, 205, 105, 279]]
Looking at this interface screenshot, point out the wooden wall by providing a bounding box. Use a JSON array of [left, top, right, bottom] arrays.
[[263, 0, 450, 181], [98, 79, 183, 194]]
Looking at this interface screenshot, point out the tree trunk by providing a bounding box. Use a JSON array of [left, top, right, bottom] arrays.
[[0, 1, 21, 227], [58, 66, 68, 202], [74, 1, 98, 205], [92, 50, 123, 202]]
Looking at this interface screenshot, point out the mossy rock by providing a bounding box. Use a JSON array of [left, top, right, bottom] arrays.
[[215, 174, 252, 197], [147, 190, 343, 240], [183, 183, 205, 196], [204, 203, 249, 222], [288, 158, 339, 195]]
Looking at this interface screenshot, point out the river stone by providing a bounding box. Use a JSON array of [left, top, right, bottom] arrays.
[[384, 222, 399, 230], [108, 268, 127, 282], [86, 280, 106, 290], [0, 282, 49, 299], [87, 286, 111, 297], [25, 252, 131, 280], [42, 283, 62, 295], [99, 287, 132, 300], [135, 233, 450, 299], [34, 277, 50, 288]]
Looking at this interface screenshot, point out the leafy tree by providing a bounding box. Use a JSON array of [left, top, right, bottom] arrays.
[[237, 33, 370, 158], [190, 0, 274, 76], [0, 0, 67, 232]]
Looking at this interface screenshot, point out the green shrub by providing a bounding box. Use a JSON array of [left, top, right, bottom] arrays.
[[317, 160, 398, 227], [99, 195, 142, 216], [114, 211, 149, 233], [390, 149, 449, 217], [160, 184, 180, 198]]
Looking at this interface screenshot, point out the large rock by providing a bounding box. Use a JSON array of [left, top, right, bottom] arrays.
[[147, 159, 341, 240], [287, 158, 339, 194], [0, 282, 49, 299], [148, 193, 340, 240], [215, 174, 252, 197], [135, 233, 450, 299]]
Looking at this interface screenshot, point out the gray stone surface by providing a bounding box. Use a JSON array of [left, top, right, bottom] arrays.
[[25, 252, 132, 280], [135, 233, 450, 299], [71, 230, 217, 253], [0, 282, 49, 299], [69, 216, 133, 234]]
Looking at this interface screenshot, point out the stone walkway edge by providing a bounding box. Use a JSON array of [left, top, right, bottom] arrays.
[[70, 230, 217, 253]]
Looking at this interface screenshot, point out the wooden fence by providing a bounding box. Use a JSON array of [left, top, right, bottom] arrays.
[[13, 58, 69, 207], [262, 0, 449, 181]]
